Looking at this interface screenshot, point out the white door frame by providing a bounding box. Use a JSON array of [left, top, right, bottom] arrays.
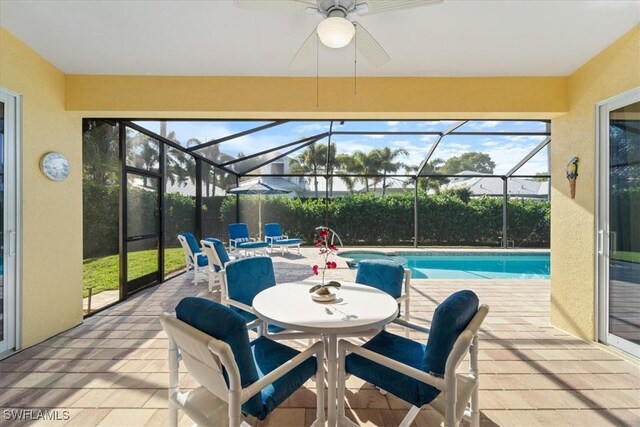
[[595, 86, 640, 357], [0, 88, 22, 356]]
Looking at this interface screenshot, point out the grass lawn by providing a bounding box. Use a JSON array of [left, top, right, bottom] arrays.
[[83, 247, 186, 297], [611, 251, 640, 263]]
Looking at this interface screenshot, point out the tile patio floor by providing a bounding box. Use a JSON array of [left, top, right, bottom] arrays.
[[1, 248, 639, 426]]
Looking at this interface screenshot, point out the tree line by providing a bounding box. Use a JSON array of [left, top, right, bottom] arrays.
[[288, 143, 497, 196]]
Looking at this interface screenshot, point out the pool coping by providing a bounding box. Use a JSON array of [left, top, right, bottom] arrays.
[[338, 248, 550, 258]]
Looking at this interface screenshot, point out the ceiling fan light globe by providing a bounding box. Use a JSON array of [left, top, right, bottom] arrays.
[[317, 17, 355, 48]]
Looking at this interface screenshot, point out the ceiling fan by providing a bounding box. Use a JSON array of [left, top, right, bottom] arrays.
[[234, 0, 443, 68]]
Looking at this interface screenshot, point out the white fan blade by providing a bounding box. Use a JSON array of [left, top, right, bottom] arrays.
[[234, 0, 318, 14], [290, 28, 318, 69], [354, 22, 390, 67], [355, 0, 443, 16]]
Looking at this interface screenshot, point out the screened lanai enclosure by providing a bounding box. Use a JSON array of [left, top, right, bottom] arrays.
[[82, 119, 550, 312]]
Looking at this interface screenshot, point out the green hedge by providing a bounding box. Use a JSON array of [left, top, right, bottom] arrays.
[[224, 193, 550, 247], [85, 183, 550, 255], [83, 181, 200, 259]]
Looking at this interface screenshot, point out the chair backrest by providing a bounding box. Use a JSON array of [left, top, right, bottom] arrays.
[[171, 297, 262, 409], [179, 232, 201, 257], [355, 259, 406, 299], [264, 223, 283, 238], [224, 257, 276, 307], [229, 223, 251, 242], [422, 290, 479, 377], [202, 238, 230, 271]]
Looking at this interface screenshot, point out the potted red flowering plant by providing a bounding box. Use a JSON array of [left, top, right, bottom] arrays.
[[309, 227, 341, 299]]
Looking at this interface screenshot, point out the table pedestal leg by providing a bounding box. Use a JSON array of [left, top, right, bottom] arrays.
[[327, 333, 337, 427]]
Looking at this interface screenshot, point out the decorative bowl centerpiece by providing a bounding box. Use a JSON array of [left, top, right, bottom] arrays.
[[309, 227, 341, 302]]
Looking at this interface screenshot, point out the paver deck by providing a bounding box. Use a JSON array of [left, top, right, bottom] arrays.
[[1, 248, 638, 426]]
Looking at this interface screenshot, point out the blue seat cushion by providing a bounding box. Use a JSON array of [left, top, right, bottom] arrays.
[[355, 259, 405, 299], [244, 336, 317, 420], [196, 254, 209, 267], [175, 298, 258, 390], [204, 238, 230, 271], [230, 306, 286, 334], [238, 241, 269, 249], [181, 232, 208, 266], [225, 257, 276, 307], [272, 238, 302, 245], [264, 223, 283, 238], [423, 290, 479, 378], [229, 223, 250, 240], [345, 330, 438, 407]]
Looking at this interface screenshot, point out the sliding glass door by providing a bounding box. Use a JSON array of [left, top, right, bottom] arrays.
[[0, 90, 18, 355], [598, 88, 640, 357]]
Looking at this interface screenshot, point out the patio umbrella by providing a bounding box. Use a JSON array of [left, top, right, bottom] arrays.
[[228, 180, 291, 239]]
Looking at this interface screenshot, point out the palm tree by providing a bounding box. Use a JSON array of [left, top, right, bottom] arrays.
[[82, 120, 120, 185], [407, 158, 448, 193], [374, 147, 409, 196], [289, 143, 328, 198], [335, 153, 362, 194], [352, 150, 383, 192]]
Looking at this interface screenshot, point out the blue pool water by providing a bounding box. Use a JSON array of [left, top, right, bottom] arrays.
[[340, 251, 550, 279]]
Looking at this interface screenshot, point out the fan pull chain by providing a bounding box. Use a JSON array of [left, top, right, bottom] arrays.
[[354, 25, 358, 96], [316, 34, 320, 109]]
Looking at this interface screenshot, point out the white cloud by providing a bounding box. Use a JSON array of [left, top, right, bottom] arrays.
[[482, 141, 501, 147], [385, 121, 402, 127], [293, 123, 330, 134], [466, 121, 500, 130]]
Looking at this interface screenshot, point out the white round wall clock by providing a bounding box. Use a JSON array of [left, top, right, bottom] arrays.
[[40, 152, 70, 181]]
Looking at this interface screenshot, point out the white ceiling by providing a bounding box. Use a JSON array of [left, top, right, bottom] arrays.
[[1, 0, 638, 77]]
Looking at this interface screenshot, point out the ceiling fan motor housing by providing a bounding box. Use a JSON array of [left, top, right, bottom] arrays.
[[319, 0, 356, 17]]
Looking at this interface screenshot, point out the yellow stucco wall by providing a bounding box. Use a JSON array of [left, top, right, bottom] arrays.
[[0, 28, 83, 347], [67, 74, 568, 118], [550, 26, 640, 340]]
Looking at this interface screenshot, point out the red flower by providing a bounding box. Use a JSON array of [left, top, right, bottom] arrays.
[[312, 265, 319, 275], [326, 261, 337, 269], [314, 239, 323, 247], [328, 244, 337, 252], [319, 229, 329, 238]]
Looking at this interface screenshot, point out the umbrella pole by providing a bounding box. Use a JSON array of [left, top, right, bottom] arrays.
[[258, 196, 262, 240]]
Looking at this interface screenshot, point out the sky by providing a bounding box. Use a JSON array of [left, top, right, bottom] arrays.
[[134, 119, 550, 176]]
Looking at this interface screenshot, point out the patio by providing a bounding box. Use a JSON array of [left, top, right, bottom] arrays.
[[1, 248, 638, 427]]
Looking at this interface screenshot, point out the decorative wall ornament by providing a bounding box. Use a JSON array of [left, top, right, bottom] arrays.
[[566, 157, 579, 199]]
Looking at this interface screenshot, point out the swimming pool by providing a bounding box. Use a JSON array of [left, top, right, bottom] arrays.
[[339, 251, 550, 279]]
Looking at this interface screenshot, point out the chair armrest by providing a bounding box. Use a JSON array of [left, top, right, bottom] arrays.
[[392, 318, 430, 334], [225, 299, 255, 315], [265, 236, 275, 244], [241, 341, 323, 403], [223, 299, 263, 330], [340, 339, 445, 391]]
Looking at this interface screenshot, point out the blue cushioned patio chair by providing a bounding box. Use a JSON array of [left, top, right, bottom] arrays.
[[160, 298, 324, 427], [264, 223, 303, 255], [355, 259, 412, 327], [222, 256, 287, 335], [200, 238, 236, 293], [337, 290, 489, 427], [229, 223, 269, 257], [178, 233, 208, 286]]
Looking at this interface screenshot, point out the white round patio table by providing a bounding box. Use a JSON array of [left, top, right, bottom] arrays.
[[253, 281, 399, 427]]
